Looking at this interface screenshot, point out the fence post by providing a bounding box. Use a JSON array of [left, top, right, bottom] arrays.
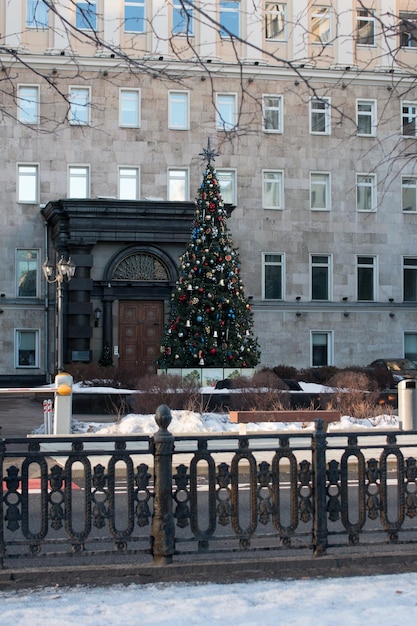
[[151, 405, 175, 565], [312, 418, 328, 556]]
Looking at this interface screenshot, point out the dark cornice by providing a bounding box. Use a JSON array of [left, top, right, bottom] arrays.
[[41, 198, 198, 247]]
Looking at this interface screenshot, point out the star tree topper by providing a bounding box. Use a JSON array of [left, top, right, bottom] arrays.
[[199, 137, 219, 166]]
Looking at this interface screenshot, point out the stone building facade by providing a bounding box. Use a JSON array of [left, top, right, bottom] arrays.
[[0, 1, 417, 383]]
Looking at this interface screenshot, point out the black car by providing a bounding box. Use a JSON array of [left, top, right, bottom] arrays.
[[367, 358, 417, 385]]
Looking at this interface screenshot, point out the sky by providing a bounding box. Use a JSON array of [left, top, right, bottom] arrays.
[[4, 380, 406, 624]]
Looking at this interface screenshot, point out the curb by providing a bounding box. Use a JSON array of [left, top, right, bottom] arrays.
[[1, 550, 417, 590]]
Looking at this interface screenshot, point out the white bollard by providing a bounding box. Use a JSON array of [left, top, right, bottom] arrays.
[[53, 372, 73, 434], [398, 379, 417, 430]]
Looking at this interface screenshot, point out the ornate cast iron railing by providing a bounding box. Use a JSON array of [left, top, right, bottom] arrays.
[[2, 405, 417, 568]]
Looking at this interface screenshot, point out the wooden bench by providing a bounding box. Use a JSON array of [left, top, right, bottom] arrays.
[[229, 410, 340, 432]]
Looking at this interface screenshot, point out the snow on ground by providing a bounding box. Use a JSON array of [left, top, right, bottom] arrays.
[[68, 410, 398, 436], [1, 572, 417, 625], [49, 380, 398, 436]]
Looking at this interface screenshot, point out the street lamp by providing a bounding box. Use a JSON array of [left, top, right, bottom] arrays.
[[42, 256, 76, 372]]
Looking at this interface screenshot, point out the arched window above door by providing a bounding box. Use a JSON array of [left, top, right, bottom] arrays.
[[112, 252, 169, 281]]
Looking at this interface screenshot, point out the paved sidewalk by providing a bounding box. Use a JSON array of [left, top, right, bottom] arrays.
[[0, 395, 116, 439]]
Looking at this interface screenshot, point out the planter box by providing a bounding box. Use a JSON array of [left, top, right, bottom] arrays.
[[158, 368, 256, 388]]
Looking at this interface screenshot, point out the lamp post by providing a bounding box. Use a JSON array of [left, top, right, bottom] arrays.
[[42, 256, 76, 372]]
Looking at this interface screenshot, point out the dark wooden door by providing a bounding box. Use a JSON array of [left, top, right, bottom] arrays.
[[119, 301, 163, 377]]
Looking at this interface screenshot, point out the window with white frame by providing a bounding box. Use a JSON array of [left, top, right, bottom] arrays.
[[262, 170, 283, 209], [124, 0, 145, 33], [265, 2, 286, 40], [220, 1, 240, 38], [356, 9, 375, 45], [26, 0, 48, 28], [310, 173, 330, 211], [311, 254, 331, 301], [169, 91, 189, 130], [263, 253, 284, 300], [403, 257, 417, 302], [216, 94, 236, 130], [402, 177, 417, 212], [76, 1, 97, 30], [357, 99, 376, 136], [119, 89, 140, 127], [400, 13, 417, 48], [119, 167, 140, 200], [15, 329, 39, 367], [16, 249, 39, 298], [310, 97, 330, 134], [172, 0, 194, 35], [311, 331, 332, 367], [217, 169, 236, 205], [68, 165, 90, 198], [311, 6, 331, 44], [357, 255, 376, 301], [18, 85, 39, 124], [262, 95, 283, 133], [69, 87, 90, 125], [168, 168, 189, 201], [404, 332, 417, 361], [17, 164, 38, 203], [402, 102, 417, 136], [356, 173, 376, 212]]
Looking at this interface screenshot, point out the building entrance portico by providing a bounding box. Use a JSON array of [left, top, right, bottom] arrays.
[[41, 198, 196, 375]]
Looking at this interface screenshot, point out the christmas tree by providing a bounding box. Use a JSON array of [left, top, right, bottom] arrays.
[[157, 143, 260, 369]]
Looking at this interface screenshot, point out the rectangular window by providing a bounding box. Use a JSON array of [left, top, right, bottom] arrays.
[[26, 0, 48, 28], [124, 0, 145, 33], [119, 89, 140, 127], [15, 329, 39, 368], [403, 257, 417, 302], [357, 256, 376, 301], [404, 332, 417, 361], [119, 167, 140, 200], [68, 166, 90, 198], [18, 85, 39, 124], [311, 254, 331, 301], [402, 176, 417, 212], [265, 2, 286, 41], [169, 91, 189, 130], [69, 87, 90, 125], [400, 13, 417, 48], [17, 164, 38, 203], [311, 6, 331, 44], [310, 173, 330, 211], [16, 249, 39, 298], [168, 168, 189, 201], [357, 99, 376, 136], [217, 169, 236, 205], [356, 174, 376, 212], [76, 1, 97, 30], [402, 102, 417, 137], [262, 95, 283, 133], [263, 253, 284, 300], [216, 93, 237, 130], [172, 0, 194, 35], [262, 170, 283, 209], [310, 97, 330, 134], [311, 331, 332, 367], [220, 1, 240, 38], [357, 9, 375, 45]]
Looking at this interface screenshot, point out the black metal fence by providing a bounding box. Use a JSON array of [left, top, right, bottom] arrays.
[[1, 405, 417, 569]]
